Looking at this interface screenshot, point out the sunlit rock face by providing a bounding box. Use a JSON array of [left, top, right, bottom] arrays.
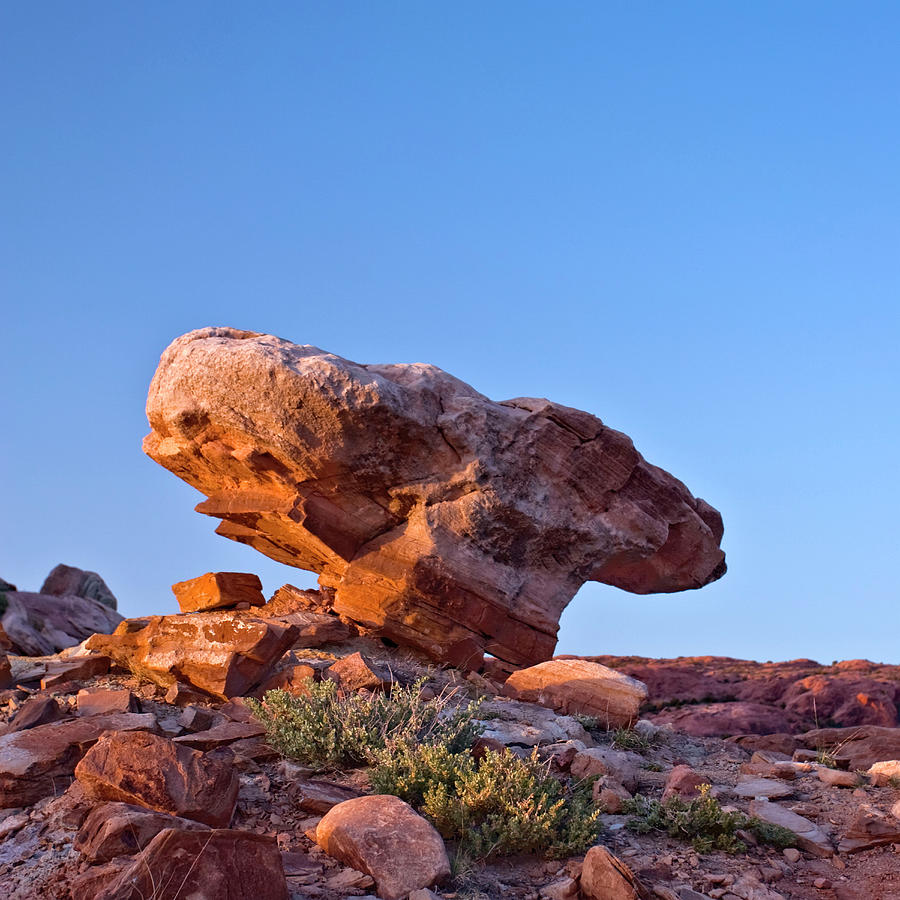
[[144, 327, 726, 667]]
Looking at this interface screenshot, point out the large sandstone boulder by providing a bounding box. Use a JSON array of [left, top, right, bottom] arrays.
[[502, 658, 647, 727], [1, 591, 122, 656], [316, 795, 450, 900], [86, 611, 298, 699], [143, 327, 725, 667]]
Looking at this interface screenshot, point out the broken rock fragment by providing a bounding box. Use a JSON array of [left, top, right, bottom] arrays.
[[86, 611, 298, 699], [144, 327, 725, 667], [172, 571, 266, 613], [579, 844, 650, 900], [73, 827, 288, 900], [74, 730, 239, 826]]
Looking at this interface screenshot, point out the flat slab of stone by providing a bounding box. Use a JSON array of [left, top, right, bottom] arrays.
[[731, 777, 794, 799], [0, 713, 157, 808], [75, 801, 209, 861], [172, 721, 265, 750], [503, 658, 647, 727], [749, 799, 833, 857], [838, 804, 900, 853], [172, 571, 265, 613]]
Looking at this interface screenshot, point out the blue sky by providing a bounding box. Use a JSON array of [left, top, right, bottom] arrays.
[[2, 3, 898, 663]]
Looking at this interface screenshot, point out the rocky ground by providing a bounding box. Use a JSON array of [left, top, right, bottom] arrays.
[[2, 582, 900, 900]]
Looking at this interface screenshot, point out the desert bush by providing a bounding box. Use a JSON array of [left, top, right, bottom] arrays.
[[610, 726, 657, 754], [623, 785, 796, 853], [370, 743, 601, 859], [249, 679, 481, 769]]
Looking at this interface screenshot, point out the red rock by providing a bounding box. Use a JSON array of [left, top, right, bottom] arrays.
[[177, 705, 220, 732], [867, 760, 900, 786], [799, 726, 900, 770], [783, 674, 898, 728], [316, 795, 450, 900], [502, 658, 647, 727], [75, 730, 239, 826], [662, 765, 707, 801], [86, 611, 298, 700], [297, 779, 363, 814], [75, 801, 209, 861], [592, 778, 632, 813], [260, 584, 353, 645], [0, 712, 156, 808], [0, 652, 11, 690], [838, 805, 900, 853], [172, 720, 265, 750], [72, 827, 288, 900], [76, 687, 140, 716], [0, 694, 63, 733], [649, 702, 793, 737], [172, 571, 265, 613], [571, 748, 641, 790], [165, 681, 210, 706], [219, 696, 258, 723], [257, 662, 317, 696], [41, 563, 118, 610], [0, 591, 122, 656], [580, 845, 650, 899], [748, 800, 833, 857], [729, 734, 799, 756], [40, 655, 111, 689], [143, 327, 725, 667], [324, 651, 390, 692]]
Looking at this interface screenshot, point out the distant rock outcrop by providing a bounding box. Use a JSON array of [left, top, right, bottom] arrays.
[[41, 564, 118, 611], [144, 327, 726, 667]]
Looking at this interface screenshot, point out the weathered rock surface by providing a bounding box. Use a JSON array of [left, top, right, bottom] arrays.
[[838, 804, 900, 853], [143, 327, 725, 666], [800, 726, 900, 770], [649, 701, 793, 737], [75, 801, 209, 861], [0, 713, 156, 808], [502, 658, 647, 727], [1, 591, 122, 656], [748, 799, 833, 857], [73, 827, 287, 900], [75, 731, 239, 826], [86, 611, 298, 699], [172, 571, 265, 613], [580, 844, 649, 899], [316, 795, 450, 900], [41, 564, 118, 610], [76, 687, 139, 716]]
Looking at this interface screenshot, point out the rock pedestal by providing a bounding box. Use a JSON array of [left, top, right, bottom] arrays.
[[144, 327, 726, 667]]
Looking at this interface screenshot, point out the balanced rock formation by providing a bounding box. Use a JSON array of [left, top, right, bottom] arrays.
[[144, 327, 725, 667]]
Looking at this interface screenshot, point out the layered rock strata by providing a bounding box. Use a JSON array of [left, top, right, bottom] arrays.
[[144, 327, 726, 666]]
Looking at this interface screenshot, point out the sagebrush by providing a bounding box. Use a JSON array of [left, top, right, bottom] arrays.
[[248, 679, 481, 769], [371, 742, 601, 859], [624, 785, 796, 853]]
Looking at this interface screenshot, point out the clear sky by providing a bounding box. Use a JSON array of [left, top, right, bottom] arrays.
[[2, 3, 898, 664]]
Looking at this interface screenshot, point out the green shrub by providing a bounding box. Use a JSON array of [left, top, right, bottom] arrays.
[[248, 679, 481, 769], [623, 785, 796, 853], [611, 727, 657, 754], [371, 743, 601, 860]]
